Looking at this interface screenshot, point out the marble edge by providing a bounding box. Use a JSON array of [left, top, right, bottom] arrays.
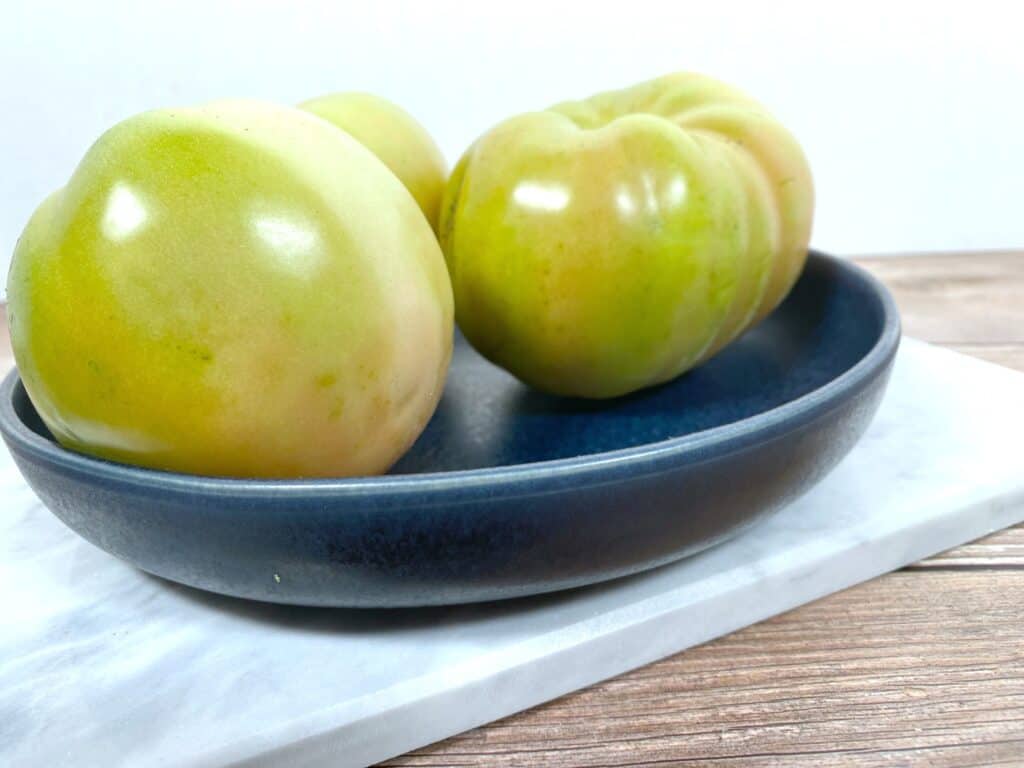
[[184, 338, 1024, 766], [902, 337, 1024, 380], [195, 475, 1024, 768]]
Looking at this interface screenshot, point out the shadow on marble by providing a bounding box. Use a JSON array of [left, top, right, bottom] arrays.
[[139, 564, 664, 635]]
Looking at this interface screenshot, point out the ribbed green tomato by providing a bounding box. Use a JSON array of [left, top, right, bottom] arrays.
[[300, 92, 448, 234], [440, 72, 814, 398], [7, 100, 453, 478]]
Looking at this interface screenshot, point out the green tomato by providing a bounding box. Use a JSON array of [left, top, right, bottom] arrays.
[[300, 92, 448, 233], [440, 72, 814, 398], [7, 100, 453, 478]]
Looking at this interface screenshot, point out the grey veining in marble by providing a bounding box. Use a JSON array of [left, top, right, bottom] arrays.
[[2, 338, 1023, 768]]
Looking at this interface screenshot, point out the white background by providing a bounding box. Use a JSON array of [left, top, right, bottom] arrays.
[[2, 0, 1022, 276]]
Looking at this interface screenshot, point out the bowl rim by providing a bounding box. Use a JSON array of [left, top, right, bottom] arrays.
[[0, 250, 901, 498]]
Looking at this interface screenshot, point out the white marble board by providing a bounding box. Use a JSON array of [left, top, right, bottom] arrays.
[[2, 338, 1023, 768]]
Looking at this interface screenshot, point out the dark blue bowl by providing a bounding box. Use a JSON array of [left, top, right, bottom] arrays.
[[0, 251, 899, 607]]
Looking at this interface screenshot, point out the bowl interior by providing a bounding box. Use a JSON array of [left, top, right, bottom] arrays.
[[396, 253, 885, 472]]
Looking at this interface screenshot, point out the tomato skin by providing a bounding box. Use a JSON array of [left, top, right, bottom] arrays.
[[8, 100, 453, 478], [441, 73, 813, 398], [300, 92, 448, 234]]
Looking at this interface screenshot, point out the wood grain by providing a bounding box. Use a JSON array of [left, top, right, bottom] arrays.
[[2, 251, 1023, 766], [909, 526, 1024, 570], [855, 251, 1024, 344], [384, 573, 1024, 768], [945, 344, 1024, 373], [379, 251, 1024, 767]]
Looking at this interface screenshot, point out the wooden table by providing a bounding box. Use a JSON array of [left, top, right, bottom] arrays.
[[381, 252, 1024, 767], [3, 252, 1022, 766]]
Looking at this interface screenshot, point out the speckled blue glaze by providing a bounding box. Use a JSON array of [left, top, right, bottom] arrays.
[[0, 252, 899, 607]]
